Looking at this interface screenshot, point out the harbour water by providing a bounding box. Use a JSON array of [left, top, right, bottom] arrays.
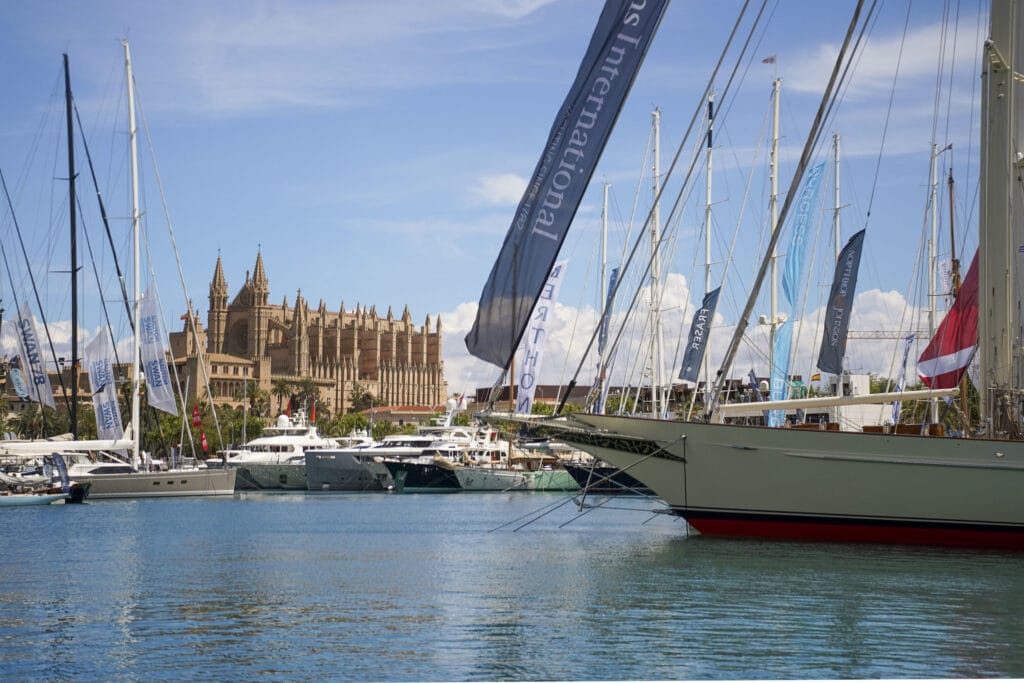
[[2, 491, 1023, 681]]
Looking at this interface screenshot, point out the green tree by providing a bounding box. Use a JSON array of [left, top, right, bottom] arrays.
[[329, 412, 370, 437], [349, 382, 376, 414], [271, 378, 292, 414], [604, 393, 635, 415]]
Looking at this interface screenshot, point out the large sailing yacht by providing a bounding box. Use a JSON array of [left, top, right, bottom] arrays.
[[470, 0, 1024, 548]]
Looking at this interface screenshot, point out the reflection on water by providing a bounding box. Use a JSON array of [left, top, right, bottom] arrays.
[[1, 492, 1022, 681]]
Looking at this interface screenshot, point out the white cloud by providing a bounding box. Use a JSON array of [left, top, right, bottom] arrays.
[[470, 174, 528, 206], [440, 277, 934, 399]]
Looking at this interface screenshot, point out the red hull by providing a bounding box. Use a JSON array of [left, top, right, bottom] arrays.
[[685, 514, 1024, 550]]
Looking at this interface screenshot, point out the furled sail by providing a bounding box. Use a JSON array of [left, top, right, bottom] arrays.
[[918, 252, 978, 389], [465, 0, 669, 369]]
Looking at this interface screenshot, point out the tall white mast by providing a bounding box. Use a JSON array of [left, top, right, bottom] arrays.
[[704, 93, 715, 402], [927, 142, 943, 424], [767, 79, 782, 381], [833, 133, 841, 260], [833, 132, 843, 421], [124, 40, 142, 466], [650, 108, 665, 417], [598, 182, 609, 412]]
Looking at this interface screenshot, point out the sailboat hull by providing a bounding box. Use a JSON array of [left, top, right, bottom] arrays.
[[548, 414, 1024, 549]]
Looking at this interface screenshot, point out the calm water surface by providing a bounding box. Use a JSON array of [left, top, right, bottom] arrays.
[[1, 491, 1022, 681]]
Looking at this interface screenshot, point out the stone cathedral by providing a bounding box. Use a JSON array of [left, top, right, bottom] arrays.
[[169, 252, 447, 417]]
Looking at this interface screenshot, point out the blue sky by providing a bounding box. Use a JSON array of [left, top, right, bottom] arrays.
[[0, 0, 990, 397]]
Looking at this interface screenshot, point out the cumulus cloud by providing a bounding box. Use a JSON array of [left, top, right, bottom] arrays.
[[440, 276, 933, 399], [470, 174, 528, 206]]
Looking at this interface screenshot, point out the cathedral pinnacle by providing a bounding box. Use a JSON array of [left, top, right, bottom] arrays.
[[253, 249, 268, 293]]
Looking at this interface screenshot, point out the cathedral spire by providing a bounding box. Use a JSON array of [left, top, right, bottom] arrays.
[[252, 247, 269, 304], [211, 253, 227, 297]]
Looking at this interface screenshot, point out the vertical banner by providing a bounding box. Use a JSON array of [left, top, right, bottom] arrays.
[[466, 0, 669, 369], [84, 331, 124, 441], [191, 404, 201, 427], [516, 260, 569, 414], [767, 319, 793, 427], [782, 162, 826, 307], [891, 333, 915, 424], [679, 287, 721, 382], [817, 229, 866, 374], [139, 288, 178, 415], [13, 303, 56, 409]]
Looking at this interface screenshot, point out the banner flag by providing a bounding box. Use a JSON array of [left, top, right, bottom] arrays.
[[917, 252, 979, 389], [767, 319, 793, 427], [516, 260, 569, 414], [191, 404, 201, 427], [679, 287, 721, 382], [465, 0, 669, 368], [817, 229, 866, 374], [139, 289, 178, 415], [782, 162, 825, 307], [892, 333, 915, 424], [84, 331, 124, 441], [13, 304, 55, 409]]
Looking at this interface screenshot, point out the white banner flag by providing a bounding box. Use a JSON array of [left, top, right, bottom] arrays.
[[139, 289, 178, 415], [13, 303, 55, 409], [84, 331, 124, 440], [516, 260, 568, 414]]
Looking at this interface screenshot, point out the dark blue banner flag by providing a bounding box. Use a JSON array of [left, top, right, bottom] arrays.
[[817, 229, 866, 374], [679, 287, 720, 382], [465, 0, 669, 368]]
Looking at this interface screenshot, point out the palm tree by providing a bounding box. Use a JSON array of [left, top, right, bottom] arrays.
[[271, 379, 291, 414]]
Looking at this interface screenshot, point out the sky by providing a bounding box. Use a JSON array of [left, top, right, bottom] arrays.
[[0, 0, 992, 401]]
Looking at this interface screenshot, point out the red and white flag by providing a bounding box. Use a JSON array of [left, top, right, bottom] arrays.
[[200, 429, 209, 452], [918, 252, 978, 389], [191, 404, 201, 427]]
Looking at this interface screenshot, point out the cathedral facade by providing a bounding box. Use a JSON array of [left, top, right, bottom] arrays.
[[169, 252, 447, 418]]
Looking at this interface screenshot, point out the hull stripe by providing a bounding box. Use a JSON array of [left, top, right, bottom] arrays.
[[680, 509, 1024, 549]]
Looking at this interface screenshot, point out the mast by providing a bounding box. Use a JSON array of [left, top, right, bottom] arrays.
[[124, 41, 142, 465], [832, 132, 843, 421], [704, 93, 715, 404], [63, 54, 79, 439], [927, 142, 952, 423], [978, 0, 1020, 435], [766, 79, 782, 390], [948, 166, 970, 423], [650, 108, 665, 417], [598, 182, 609, 413], [833, 133, 841, 260]]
